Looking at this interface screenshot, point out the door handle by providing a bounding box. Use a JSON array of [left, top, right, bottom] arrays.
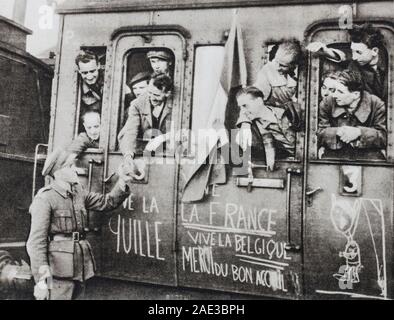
[[306, 186, 323, 207], [306, 187, 322, 197]]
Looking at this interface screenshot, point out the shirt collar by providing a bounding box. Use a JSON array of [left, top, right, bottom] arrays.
[[82, 81, 91, 94], [255, 105, 284, 124], [52, 180, 72, 198]]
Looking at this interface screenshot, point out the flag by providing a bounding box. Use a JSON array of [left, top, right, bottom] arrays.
[[182, 11, 247, 202]]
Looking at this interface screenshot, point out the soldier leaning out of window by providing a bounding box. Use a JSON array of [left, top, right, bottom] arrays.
[[118, 73, 173, 178], [318, 69, 387, 160], [64, 110, 101, 165], [253, 39, 303, 131], [26, 148, 132, 300], [307, 23, 387, 101], [235, 86, 296, 171], [76, 50, 104, 114]]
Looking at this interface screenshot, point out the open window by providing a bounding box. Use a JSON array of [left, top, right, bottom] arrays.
[[246, 41, 302, 163], [108, 29, 186, 158], [315, 43, 388, 161], [306, 19, 393, 163], [74, 46, 107, 150], [116, 47, 175, 156]]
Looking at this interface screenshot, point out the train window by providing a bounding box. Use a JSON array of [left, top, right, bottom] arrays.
[[316, 43, 388, 161], [75, 46, 106, 148], [116, 48, 175, 156], [243, 40, 301, 164], [191, 45, 225, 133]]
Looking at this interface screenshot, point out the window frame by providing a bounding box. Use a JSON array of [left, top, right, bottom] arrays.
[[305, 19, 394, 165], [107, 28, 188, 156]]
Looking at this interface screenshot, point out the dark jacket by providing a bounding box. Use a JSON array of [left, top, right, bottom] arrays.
[[67, 132, 99, 154], [318, 91, 387, 154], [118, 92, 172, 156], [26, 181, 128, 283], [347, 60, 386, 102]]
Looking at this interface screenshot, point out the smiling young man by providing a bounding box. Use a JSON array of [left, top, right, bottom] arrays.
[[307, 23, 386, 101], [235, 86, 296, 171], [75, 50, 104, 113], [317, 69, 386, 160], [118, 73, 173, 175]]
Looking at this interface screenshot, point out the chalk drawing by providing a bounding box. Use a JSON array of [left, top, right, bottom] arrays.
[[330, 194, 387, 298]]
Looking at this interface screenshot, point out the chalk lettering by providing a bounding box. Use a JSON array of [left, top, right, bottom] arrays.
[[142, 196, 160, 214], [122, 194, 135, 211], [255, 269, 287, 292], [186, 231, 233, 248], [108, 215, 165, 260], [231, 264, 253, 284], [225, 203, 238, 228], [209, 202, 220, 225], [190, 205, 200, 223]]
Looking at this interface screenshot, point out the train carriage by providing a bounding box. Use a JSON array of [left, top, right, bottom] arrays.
[[3, 0, 394, 300]]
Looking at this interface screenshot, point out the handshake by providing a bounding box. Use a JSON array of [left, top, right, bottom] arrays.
[[119, 157, 146, 183]]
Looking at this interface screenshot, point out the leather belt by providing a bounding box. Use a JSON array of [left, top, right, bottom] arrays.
[[50, 232, 86, 242]]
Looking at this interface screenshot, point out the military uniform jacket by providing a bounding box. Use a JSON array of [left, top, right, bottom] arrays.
[[27, 181, 128, 283], [118, 91, 172, 156]]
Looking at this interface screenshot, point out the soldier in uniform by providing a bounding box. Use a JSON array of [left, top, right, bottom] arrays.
[[26, 148, 131, 300]]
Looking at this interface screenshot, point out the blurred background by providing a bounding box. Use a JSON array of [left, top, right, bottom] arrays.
[[0, 0, 59, 59]]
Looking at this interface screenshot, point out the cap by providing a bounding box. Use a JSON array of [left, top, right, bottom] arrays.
[[146, 50, 172, 61], [42, 148, 71, 177], [128, 71, 151, 88]]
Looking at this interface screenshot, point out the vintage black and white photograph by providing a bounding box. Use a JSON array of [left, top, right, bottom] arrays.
[[0, 0, 393, 304]]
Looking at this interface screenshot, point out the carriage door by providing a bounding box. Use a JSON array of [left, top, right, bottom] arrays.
[[100, 28, 187, 286], [304, 21, 394, 300], [176, 44, 305, 299]]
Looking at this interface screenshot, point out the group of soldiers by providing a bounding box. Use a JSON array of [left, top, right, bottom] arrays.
[[236, 23, 387, 166], [26, 22, 389, 299]]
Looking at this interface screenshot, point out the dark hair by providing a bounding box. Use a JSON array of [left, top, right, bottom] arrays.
[[150, 73, 173, 92], [75, 50, 99, 66], [322, 70, 341, 81], [236, 86, 265, 100], [349, 23, 384, 49], [336, 69, 364, 93], [81, 110, 101, 123]]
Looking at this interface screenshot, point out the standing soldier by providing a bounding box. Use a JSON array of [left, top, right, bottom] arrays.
[[26, 148, 131, 300]]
